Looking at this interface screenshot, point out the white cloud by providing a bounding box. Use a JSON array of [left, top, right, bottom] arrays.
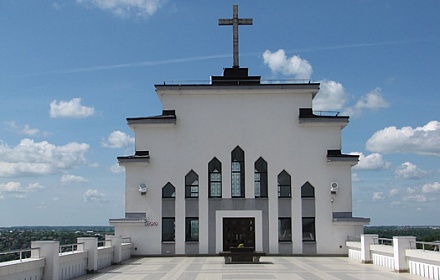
[[313, 80, 349, 111], [263, 49, 313, 79], [350, 152, 391, 171], [76, 0, 165, 18], [50, 98, 95, 118], [422, 182, 440, 193], [372, 192, 384, 201], [343, 88, 389, 117], [366, 121, 440, 156], [61, 174, 88, 185], [389, 188, 399, 196], [101, 131, 134, 148], [403, 194, 427, 202], [395, 162, 428, 179], [110, 163, 125, 174], [4, 121, 41, 136], [0, 139, 89, 177], [0, 181, 46, 199], [83, 189, 108, 203], [352, 173, 360, 182]]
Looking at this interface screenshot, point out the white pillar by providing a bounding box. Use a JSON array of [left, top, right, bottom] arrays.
[[393, 236, 416, 272], [31, 241, 60, 280], [360, 234, 377, 263], [108, 235, 122, 264], [77, 237, 98, 273]]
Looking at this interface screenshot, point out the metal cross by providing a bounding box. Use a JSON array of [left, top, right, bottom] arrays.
[[218, 5, 253, 68]]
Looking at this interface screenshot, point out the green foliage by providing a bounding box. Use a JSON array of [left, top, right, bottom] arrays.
[[0, 226, 114, 262], [364, 226, 440, 242]]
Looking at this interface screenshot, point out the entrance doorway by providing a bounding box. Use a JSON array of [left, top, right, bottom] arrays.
[[223, 218, 255, 251]]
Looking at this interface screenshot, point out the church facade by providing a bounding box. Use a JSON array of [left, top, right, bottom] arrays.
[[110, 5, 369, 256]]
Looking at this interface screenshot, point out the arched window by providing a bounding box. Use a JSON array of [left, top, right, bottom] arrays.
[[301, 181, 315, 198], [162, 182, 175, 198], [254, 157, 267, 198], [278, 170, 291, 198], [231, 146, 245, 198], [185, 170, 199, 198], [208, 158, 222, 198]]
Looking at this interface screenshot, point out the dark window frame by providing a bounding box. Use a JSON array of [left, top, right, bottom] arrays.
[[278, 217, 292, 242], [162, 217, 175, 242], [254, 157, 268, 198], [185, 170, 199, 198], [185, 217, 199, 242], [302, 217, 316, 242], [231, 146, 245, 198], [278, 170, 291, 198], [301, 181, 315, 198], [208, 157, 222, 198], [162, 182, 176, 198]]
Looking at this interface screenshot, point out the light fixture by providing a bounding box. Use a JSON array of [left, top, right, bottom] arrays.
[[139, 183, 148, 195], [330, 182, 339, 194]]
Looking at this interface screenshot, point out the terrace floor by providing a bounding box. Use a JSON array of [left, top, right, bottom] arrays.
[[76, 256, 426, 280]]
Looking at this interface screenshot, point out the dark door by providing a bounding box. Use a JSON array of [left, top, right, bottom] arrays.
[[223, 218, 255, 251]]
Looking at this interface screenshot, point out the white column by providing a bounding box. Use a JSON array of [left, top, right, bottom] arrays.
[[393, 236, 416, 272], [108, 235, 122, 264], [360, 234, 378, 263], [77, 237, 98, 273], [31, 241, 59, 280]]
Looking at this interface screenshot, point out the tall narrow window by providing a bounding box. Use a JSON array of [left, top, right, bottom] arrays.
[[302, 217, 315, 241], [185, 170, 199, 198], [162, 182, 175, 198], [278, 170, 291, 198], [278, 218, 292, 242], [209, 158, 222, 198], [301, 181, 315, 198], [254, 157, 267, 198], [162, 218, 175, 241], [231, 146, 245, 197], [185, 217, 199, 241]]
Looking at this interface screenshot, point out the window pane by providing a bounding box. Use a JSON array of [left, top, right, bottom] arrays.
[[162, 218, 175, 241], [185, 171, 198, 198], [278, 218, 292, 242], [278, 171, 291, 198], [302, 218, 315, 241], [231, 147, 245, 198], [186, 218, 199, 241], [209, 158, 222, 198], [162, 183, 175, 198], [301, 182, 315, 198]]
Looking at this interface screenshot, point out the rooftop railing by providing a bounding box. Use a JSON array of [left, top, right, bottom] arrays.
[[374, 237, 393, 246], [59, 243, 84, 254], [0, 247, 39, 262], [413, 241, 440, 252]]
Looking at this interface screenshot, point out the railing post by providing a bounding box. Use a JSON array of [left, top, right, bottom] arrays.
[[31, 241, 60, 280], [77, 237, 98, 273], [361, 234, 378, 263], [393, 236, 416, 272], [108, 235, 123, 264]]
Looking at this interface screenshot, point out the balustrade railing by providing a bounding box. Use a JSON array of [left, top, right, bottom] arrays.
[[413, 241, 440, 252], [374, 238, 393, 246], [59, 243, 83, 254], [0, 247, 39, 262]]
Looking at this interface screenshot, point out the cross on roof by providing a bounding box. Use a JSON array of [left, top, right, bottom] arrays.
[[218, 5, 253, 68]]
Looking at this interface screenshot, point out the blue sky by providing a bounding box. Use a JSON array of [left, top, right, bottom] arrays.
[[1, 0, 439, 227]]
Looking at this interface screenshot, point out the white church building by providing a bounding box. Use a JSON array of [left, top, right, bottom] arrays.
[[110, 5, 369, 256]]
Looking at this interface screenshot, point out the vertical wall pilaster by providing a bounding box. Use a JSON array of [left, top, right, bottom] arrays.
[[360, 234, 378, 263], [31, 241, 60, 280], [108, 235, 122, 264], [393, 236, 416, 272], [77, 237, 98, 273]]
